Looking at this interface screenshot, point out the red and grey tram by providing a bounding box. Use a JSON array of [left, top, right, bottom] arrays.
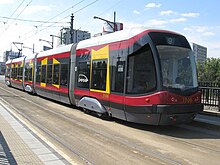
[[5, 27, 203, 125]]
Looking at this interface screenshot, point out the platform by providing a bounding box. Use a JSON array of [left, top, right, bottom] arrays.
[[0, 101, 70, 165]]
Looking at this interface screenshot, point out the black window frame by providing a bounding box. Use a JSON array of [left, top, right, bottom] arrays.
[[53, 64, 60, 85], [91, 59, 108, 91], [36, 65, 41, 83], [77, 61, 90, 89], [41, 65, 47, 83], [110, 57, 126, 93], [60, 63, 69, 87], [47, 64, 53, 85], [126, 44, 157, 95]]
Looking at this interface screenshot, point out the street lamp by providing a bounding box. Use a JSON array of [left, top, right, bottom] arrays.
[[94, 11, 116, 32], [39, 38, 53, 49], [50, 34, 62, 45], [23, 44, 35, 54]]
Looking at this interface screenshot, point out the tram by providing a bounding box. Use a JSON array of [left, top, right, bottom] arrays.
[[5, 27, 203, 125]]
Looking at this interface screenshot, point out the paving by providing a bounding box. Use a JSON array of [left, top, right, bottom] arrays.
[[0, 95, 220, 165], [0, 101, 69, 165]]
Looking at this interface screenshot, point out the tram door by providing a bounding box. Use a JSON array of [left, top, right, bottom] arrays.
[[90, 46, 110, 109]]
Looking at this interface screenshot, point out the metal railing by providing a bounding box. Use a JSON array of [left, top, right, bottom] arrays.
[[199, 82, 220, 111]]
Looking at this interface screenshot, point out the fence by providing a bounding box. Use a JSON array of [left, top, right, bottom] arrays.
[[199, 82, 220, 111]]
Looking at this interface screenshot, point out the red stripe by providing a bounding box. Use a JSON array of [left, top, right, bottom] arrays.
[[76, 30, 149, 56], [74, 89, 201, 106], [11, 79, 22, 83], [24, 81, 33, 85], [35, 84, 68, 94], [11, 61, 23, 65], [37, 52, 70, 61], [76, 29, 176, 56], [74, 88, 90, 98]]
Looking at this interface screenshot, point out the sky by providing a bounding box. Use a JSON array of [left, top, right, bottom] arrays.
[[0, 0, 220, 61]]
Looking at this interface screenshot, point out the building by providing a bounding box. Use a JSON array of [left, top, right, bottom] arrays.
[[3, 51, 20, 62], [94, 22, 123, 37], [0, 62, 5, 75], [59, 28, 91, 45], [191, 43, 207, 64]]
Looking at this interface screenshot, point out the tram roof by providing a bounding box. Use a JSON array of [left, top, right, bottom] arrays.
[[5, 60, 12, 64], [37, 44, 73, 58], [11, 56, 25, 63], [36, 27, 180, 59], [25, 53, 36, 60], [77, 27, 149, 49]]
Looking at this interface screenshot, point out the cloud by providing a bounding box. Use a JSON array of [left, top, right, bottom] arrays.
[[19, 5, 53, 15], [183, 26, 220, 57], [0, 0, 14, 4], [181, 12, 200, 18], [146, 19, 167, 26], [202, 32, 215, 36], [133, 10, 140, 15], [170, 18, 187, 23], [145, 3, 161, 9], [184, 26, 209, 33], [160, 10, 176, 16], [184, 26, 216, 37]]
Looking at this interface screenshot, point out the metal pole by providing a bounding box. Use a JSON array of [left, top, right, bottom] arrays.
[[33, 44, 35, 53], [60, 31, 63, 45], [51, 35, 54, 48], [70, 14, 74, 43], [114, 11, 116, 32], [218, 90, 220, 111]]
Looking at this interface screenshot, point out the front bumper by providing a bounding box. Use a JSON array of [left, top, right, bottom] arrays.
[[125, 104, 204, 125]]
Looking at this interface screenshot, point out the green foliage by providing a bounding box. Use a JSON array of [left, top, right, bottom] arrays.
[[197, 58, 220, 83]]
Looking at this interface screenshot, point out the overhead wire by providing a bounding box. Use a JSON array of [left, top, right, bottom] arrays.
[[21, 0, 99, 42], [0, 0, 26, 30], [38, 0, 99, 33], [0, 16, 69, 24], [19, 0, 86, 41], [0, 0, 34, 36]]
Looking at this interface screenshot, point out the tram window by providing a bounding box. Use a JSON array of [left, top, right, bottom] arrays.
[[29, 68, 32, 81], [77, 61, 90, 88], [60, 64, 68, 87], [18, 67, 23, 80], [15, 68, 17, 79], [126, 45, 156, 94], [47, 65, 52, 84], [36, 65, 41, 83], [25, 66, 28, 81], [11, 68, 15, 79], [18, 67, 20, 79], [5, 66, 10, 78], [111, 59, 125, 93], [13, 68, 16, 79], [41, 65, 46, 83], [91, 59, 107, 90], [53, 64, 60, 85]]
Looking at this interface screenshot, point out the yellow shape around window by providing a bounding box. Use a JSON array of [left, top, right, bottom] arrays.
[[41, 58, 48, 65], [90, 45, 110, 94], [91, 46, 109, 60], [53, 58, 60, 64], [52, 84, 60, 88], [40, 83, 46, 87]]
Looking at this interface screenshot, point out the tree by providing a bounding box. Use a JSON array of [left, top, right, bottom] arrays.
[[197, 58, 220, 83]]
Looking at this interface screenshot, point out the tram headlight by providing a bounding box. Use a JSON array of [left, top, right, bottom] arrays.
[[171, 97, 178, 103]]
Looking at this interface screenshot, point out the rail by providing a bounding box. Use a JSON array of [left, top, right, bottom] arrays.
[[199, 82, 220, 111]]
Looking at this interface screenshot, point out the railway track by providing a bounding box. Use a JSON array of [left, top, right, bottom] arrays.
[[0, 85, 181, 165], [0, 82, 220, 164]]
